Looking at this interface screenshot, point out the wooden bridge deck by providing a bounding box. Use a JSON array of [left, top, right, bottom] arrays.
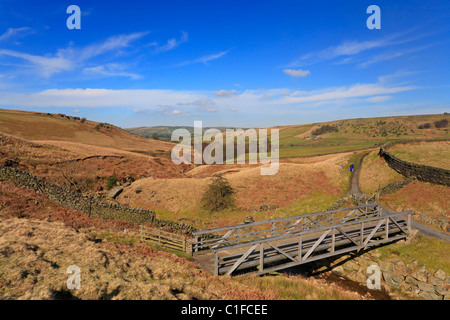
[[192, 204, 412, 276]]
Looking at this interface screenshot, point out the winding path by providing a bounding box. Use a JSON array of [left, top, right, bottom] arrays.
[[347, 153, 368, 197]]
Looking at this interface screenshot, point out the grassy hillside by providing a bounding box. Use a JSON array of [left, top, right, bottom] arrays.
[[275, 114, 450, 158], [0, 109, 190, 193], [0, 109, 175, 154]]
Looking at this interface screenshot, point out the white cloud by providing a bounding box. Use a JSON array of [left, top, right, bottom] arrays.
[[0, 77, 419, 117], [283, 69, 311, 77], [213, 89, 236, 98]]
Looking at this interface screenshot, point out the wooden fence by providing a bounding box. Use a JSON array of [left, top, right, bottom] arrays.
[[140, 225, 192, 254], [352, 193, 379, 205]]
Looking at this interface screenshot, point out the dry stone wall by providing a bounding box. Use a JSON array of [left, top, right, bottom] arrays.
[[379, 140, 450, 187], [0, 165, 197, 235]]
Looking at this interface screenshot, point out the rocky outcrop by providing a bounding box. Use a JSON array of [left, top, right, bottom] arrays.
[[321, 249, 450, 300]]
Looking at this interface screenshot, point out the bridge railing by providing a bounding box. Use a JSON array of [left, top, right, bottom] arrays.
[[192, 203, 381, 254], [212, 209, 412, 276]]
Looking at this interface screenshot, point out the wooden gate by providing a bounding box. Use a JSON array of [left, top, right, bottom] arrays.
[[140, 225, 192, 253]]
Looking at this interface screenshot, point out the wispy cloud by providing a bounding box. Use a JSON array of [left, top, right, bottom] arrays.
[[0, 27, 32, 42], [357, 42, 444, 68], [291, 39, 388, 67], [176, 50, 229, 67], [152, 31, 188, 53], [60, 32, 149, 62], [0, 49, 73, 77], [283, 69, 311, 77], [289, 30, 436, 68], [83, 64, 141, 80], [278, 83, 417, 105], [0, 32, 148, 77]]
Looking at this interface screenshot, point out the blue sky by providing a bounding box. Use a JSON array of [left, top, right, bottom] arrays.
[[0, 0, 449, 128]]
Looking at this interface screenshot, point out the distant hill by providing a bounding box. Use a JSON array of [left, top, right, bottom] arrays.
[[125, 126, 245, 141], [273, 114, 450, 158]]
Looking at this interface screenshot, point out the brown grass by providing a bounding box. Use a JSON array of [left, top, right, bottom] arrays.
[[0, 182, 281, 300], [380, 180, 449, 221], [359, 150, 405, 193], [0, 181, 368, 300], [116, 153, 353, 228]]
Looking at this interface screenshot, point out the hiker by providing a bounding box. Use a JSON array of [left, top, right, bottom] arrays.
[[349, 163, 354, 173]]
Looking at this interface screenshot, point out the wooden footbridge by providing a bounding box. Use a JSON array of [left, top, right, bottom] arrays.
[[192, 203, 412, 276]]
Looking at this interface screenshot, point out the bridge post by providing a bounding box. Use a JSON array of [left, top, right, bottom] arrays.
[[407, 213, 411, 235], [260, 243, 264, 272], [385, 217, 389, 240], [298, 235, 302, 262], [360, 221, 364, 246], [331, 227, 335, 253]]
